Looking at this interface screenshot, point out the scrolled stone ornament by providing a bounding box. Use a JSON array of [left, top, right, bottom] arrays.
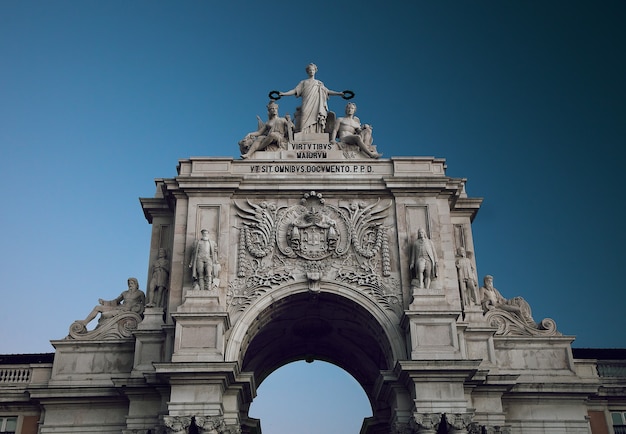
[[268, 90, 281, 101], [69, 321, 88, 335], [163, 415, 191, 434], [67, 312, 142, 340], [411, 412, 443, 434], [341, 89, 355, 99], [445, 413, 474, 434], [480, 275, 560, 336]]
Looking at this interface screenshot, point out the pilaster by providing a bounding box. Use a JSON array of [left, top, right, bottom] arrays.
[[396, 359, 480, 415]]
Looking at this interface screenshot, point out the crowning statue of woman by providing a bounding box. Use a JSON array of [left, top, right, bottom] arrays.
[[279, 63, 346, 134]]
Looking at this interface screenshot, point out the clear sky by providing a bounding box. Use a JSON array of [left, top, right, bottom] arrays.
[[1, 1, 624, 433]]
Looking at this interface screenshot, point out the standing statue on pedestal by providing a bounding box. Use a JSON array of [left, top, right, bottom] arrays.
[[190, 229, 220, 290], [147, 248, 170, 307], [409, 228, 438, 289], [278, 63, 347, 134], [330, 102, 381, 158], [456, 247, 478, 307], [239, 101, 293, 159], [77, 277, 146, 328]]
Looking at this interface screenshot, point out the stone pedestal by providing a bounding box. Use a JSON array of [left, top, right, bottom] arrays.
[[132, 306, 166, 375], [293, 132, 329, 142], [403, 310, 463, 360], [171, 290, 230, 363], [154, 362, 255, 424], [397, 360, 480, 415]]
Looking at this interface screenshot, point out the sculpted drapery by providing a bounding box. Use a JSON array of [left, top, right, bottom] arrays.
[[294, 77, 330, 133]]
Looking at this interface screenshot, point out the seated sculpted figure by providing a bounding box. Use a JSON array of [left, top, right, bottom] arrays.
[[330, 102, 381, 158], [239, 101, 293, 159], [78, 277, 146, 327], [480, 275, 535, 324]]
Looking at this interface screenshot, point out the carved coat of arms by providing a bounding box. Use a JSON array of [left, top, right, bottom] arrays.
[[229, 191, 400, 313], [276, 194, 349, 261]]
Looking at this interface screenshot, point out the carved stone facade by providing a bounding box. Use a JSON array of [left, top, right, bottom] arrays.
[[229, 192, 397, 312], [3, 152, 602, 434], [1, 71, 625, 434]]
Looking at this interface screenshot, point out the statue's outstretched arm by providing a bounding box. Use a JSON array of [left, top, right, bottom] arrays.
[[279, 88, 297, 97]]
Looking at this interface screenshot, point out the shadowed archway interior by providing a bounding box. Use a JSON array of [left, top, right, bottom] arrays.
[[240, 291, 397, 411]]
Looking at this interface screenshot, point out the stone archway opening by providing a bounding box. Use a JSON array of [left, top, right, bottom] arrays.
[[248, 360, 371, 433], [236, 290, 402, 433]]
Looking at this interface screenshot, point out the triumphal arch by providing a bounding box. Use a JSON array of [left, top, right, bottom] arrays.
[[36, 65, 602, 434]]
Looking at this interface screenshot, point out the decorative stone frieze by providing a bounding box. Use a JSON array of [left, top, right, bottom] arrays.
[[162, 415, 240, 434], [410, 412, 443, 434], [227, 191, 400, 313], [445, 413, 475, 433], [467, 423, 482, 434]]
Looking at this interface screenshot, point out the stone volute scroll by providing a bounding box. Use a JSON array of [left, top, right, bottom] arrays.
[[189, 229, 221, 291], [479, 274, 559, 336], [67, 277, 145, 340]]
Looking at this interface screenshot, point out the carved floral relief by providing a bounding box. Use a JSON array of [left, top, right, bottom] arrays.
[[227, 191, 400, 313]]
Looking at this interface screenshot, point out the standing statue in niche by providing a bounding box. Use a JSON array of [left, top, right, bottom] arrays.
[[239, 101, 293, 159], [147, 248, 170, 308], [277, 63, 348, 134], [77, 277, 145, 327], [409, 228, 438, 289], [190, 229, 220, 290], [456, 247, 479, 307], [480, 275, 535, 324], [330, 102, 381, 158]]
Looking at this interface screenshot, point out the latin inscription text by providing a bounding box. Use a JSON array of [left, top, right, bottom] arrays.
[[249, 164, 373, 174]]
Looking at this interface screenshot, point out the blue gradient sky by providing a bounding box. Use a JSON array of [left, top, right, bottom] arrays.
[[1, 1, 625, 433]]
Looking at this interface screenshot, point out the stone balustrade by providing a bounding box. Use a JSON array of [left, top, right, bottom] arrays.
[[0, 367, 31, 384]]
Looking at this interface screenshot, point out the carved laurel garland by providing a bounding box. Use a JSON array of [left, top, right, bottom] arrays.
[[228, 192, 398, 313]]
